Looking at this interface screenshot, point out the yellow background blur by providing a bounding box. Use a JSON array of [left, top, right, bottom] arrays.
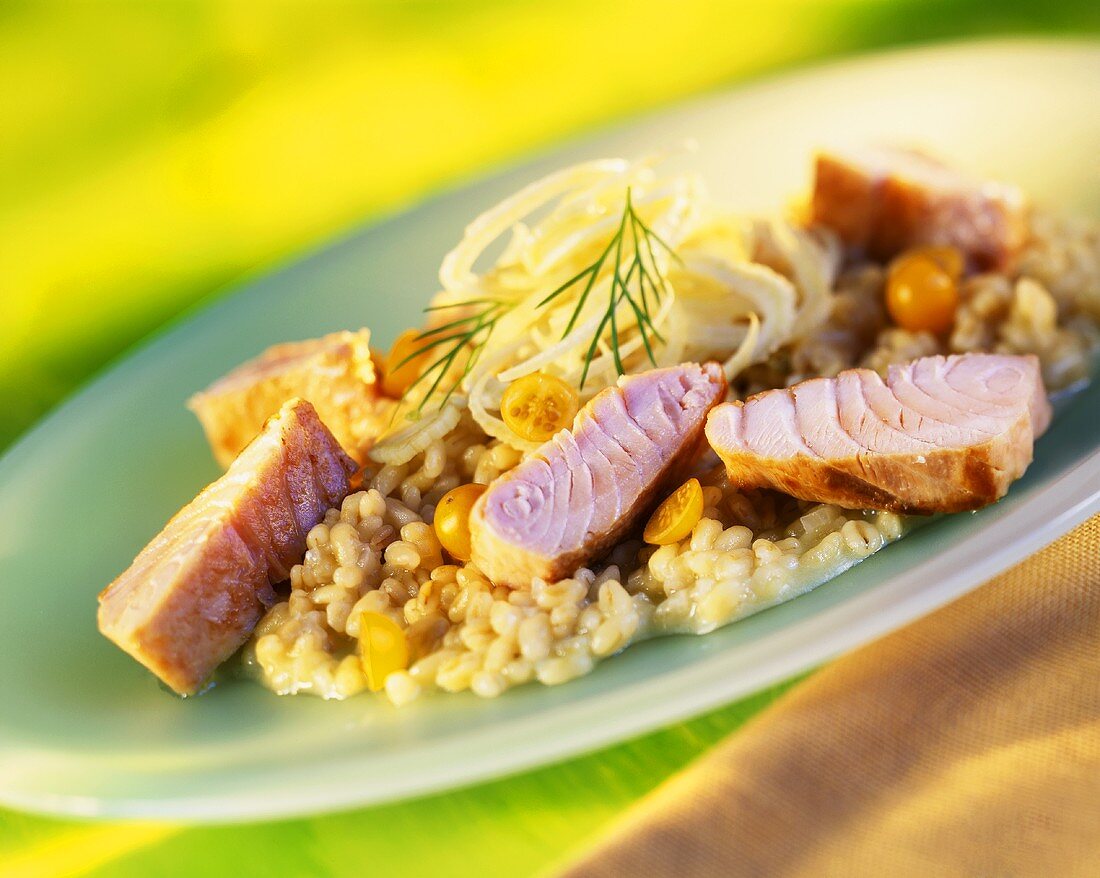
[[1, 0, 1097, 450]]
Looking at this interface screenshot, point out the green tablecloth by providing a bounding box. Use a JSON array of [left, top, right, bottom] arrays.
[[2, 3, 1097, 875]]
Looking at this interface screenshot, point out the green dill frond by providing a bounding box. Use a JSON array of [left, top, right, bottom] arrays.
[[398, 185, 680, 415], [398, 297, 511, 415], [545, 187, 676, 389]]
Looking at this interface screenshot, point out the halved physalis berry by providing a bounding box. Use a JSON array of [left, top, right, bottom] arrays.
[[500, 372, 580, 443], [359, 611, 409, 692], [644, 478, 705, 546]]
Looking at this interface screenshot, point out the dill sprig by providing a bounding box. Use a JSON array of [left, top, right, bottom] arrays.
[[395, 298, 511, 415], [537, 187, 679, 388], [397, 187, 680, 413]]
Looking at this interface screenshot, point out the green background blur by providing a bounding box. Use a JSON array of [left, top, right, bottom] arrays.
[[3, 0, 1100, 454], [2, 3, 1098, 877]]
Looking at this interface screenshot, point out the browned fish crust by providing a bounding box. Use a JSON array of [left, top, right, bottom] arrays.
[[811, 146, 1028, 270], [189, 329, 394, 466], [98, 399, 356, 694], [707, 354, 1049, 515]]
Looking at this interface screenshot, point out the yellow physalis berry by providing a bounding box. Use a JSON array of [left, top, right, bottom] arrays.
[[500, 372, 580, 443], [381, 328, 431, 398], [906, 244, 965, 280], [643, 478, 705, 546], [358, 611, 409, 692], [433, 483, 487, 562], [886, 251, 959, 335]]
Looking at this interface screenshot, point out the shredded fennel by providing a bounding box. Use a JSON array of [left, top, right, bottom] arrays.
[[371, 153, 840, 464]]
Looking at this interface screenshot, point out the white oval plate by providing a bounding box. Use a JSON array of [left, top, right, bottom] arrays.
[[0, 39, 1097, 822]]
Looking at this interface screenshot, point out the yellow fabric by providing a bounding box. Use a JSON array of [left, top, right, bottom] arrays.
[[558, 516, 1100, 877]]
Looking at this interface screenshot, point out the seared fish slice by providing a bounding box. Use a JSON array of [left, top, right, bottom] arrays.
[[470, 363, 727, 588], [811, 145, 1027, 270], [706, 354, 1050, 514], [98, 399, 357, 694], [189, 329, 392, 466]]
